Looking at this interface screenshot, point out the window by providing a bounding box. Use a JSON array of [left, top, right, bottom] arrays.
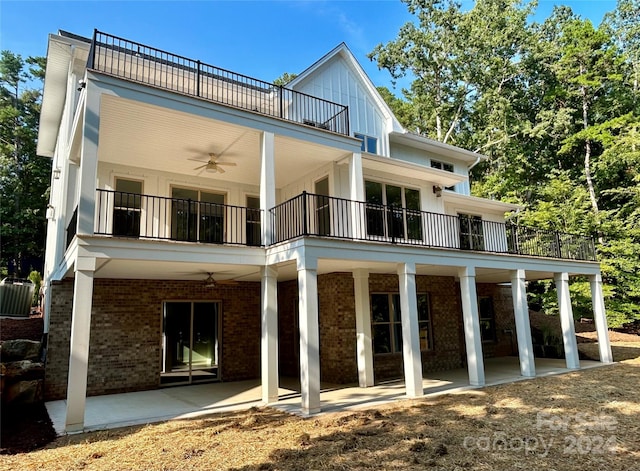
[[431, 160, 455, 191], [365, 181, 422, 240], [354, 133, 377, 154], [478, 296, 496, 342], [113, 178, 142, 237], [171, 187, 225, 243], [430, 160, 454, 173], [246, 196, 261, 246], [459, 213, 485, 251], [371, 293, 433, 354], [315, 177, 331, 236]]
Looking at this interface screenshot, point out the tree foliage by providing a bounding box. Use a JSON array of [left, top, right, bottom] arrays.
[[0, 51, 50, 278], [372, 0, 640, 326]]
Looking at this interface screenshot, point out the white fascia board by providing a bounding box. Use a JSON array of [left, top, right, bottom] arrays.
[[75, 235, 266, 266], [38, 34, 91, 158], [442, 191, 522, 213], [389, 131, 486, 165], [275, 237, 601, 276], [362, 153, 467, 187]]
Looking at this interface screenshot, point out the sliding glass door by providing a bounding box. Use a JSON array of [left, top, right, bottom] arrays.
[[161, 301, 220, 385]]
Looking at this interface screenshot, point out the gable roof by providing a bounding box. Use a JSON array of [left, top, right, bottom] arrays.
[[288, 43, 404, 133]]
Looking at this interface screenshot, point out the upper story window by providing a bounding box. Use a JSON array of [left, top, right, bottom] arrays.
[[354, 133, 377, 154], [365, 181, 422, 241], [431, 160, 454, 173], [431, 160, 456, 191]]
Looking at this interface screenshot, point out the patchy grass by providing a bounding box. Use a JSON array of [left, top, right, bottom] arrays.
[[2, 341, 639, 471]]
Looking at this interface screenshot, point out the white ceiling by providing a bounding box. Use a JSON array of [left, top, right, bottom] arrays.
[[98, 95, 350, 188]]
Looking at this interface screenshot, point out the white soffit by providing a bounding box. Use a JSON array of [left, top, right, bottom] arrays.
[[362, 154, 466, 187], [443, 191, 522, 213]]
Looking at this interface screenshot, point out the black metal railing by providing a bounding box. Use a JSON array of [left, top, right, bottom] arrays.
[[88, 30, 350, 136], [269, 192, 596, 261], [66, 207, 78, 249], [95, 189, 263, 246]]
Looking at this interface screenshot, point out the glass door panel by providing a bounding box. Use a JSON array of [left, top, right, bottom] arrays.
[[191, 302, 219, 382], [365, 181, 385, 237], [113, 178, 142, 237], [385, 185, 404, 239], [162, 302, 192, 384], [161, 301, 220, 385], [315, 177, 331, 236], [199, 192, 225, 243], [246, 196, 261, 246], [171, 188, 198, 241]]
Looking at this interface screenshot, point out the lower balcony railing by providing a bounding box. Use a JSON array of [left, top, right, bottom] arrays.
[[95, 189, 262, 246], [269, 192, 597, 261]]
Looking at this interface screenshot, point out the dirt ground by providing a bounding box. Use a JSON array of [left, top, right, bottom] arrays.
[[1, 336, 639, 471]]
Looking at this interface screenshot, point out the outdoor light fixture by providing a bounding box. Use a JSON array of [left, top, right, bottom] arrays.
[[433, 185, 443, 197], [77, 80, 86, 91], [53, 168, 61, 179], [46, 204, 55, 220]]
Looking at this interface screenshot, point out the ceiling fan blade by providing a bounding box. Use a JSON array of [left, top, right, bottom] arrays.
[[217, 166, 226, 174], [216, 279, 239, 285], [193, 163, 208, 170], [216, 162, 237, 166]]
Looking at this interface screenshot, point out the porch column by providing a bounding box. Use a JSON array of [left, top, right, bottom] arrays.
[[554, 273, 580, 369], [297, 254, 320, 414], [511, 269, 535, 377], [65, 256, 96, 433], [353, 269, 374, 387], [260, 131, 276, 245], [397, 262, 423, 397], [349, 152, 364, 239], [459, 266, 485, 386], [589, 273, 613, 363], [261, 265, 279, 404], [77, 81, 100, 236]]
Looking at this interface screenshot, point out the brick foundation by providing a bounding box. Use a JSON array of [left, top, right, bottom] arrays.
[[45, 279, 260, 400], [46, 273, 517, 400]]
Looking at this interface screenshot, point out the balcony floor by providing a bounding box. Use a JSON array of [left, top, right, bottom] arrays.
[[46, 357, 603, 435]]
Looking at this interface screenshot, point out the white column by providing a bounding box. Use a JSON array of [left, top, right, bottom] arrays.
[[77, 82, 100, 236], [511, 269, 535, 377], [349, 152, 364, 239], [554, 273, 580, 369], [459, 266, 485, 386], [260, 131, 276, 245], [65, 256, 96, 433], [261, 265, 279, 404], [397, 262, 423, 397], [590, 273, 613, 363], [297, 255, 320, 414], [353, 269, 374, 387]]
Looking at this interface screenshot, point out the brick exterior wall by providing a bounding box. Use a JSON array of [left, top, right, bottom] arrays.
[[46, 273, 518, 400], [45, 279, 260, 400]]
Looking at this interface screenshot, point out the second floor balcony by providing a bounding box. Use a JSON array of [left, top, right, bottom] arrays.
[[80, 189, 597, 262]]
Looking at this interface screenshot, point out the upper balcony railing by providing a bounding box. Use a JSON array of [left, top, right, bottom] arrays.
[[95, 189, 262, 247], [90, 189, 596, 261], [269, 192, 597, 261], [88, 30, 350, 136]]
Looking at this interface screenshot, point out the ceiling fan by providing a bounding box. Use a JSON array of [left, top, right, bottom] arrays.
[[190, 153, 237, 174], [202, 272, 239, 288]]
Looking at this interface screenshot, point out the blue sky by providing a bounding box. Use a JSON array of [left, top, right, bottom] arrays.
[[1, 0, 618, 91]]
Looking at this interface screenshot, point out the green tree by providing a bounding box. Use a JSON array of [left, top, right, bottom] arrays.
[[0, 51, 50, 277]]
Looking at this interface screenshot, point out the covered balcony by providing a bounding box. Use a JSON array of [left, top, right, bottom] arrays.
[[84, 189, 596, 262]]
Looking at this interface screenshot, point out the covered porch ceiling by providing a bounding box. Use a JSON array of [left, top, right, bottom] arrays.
[[97, 95, 352, 188]]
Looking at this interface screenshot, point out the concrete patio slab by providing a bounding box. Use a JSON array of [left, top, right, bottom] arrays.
[[45, 357, 604, 435]]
